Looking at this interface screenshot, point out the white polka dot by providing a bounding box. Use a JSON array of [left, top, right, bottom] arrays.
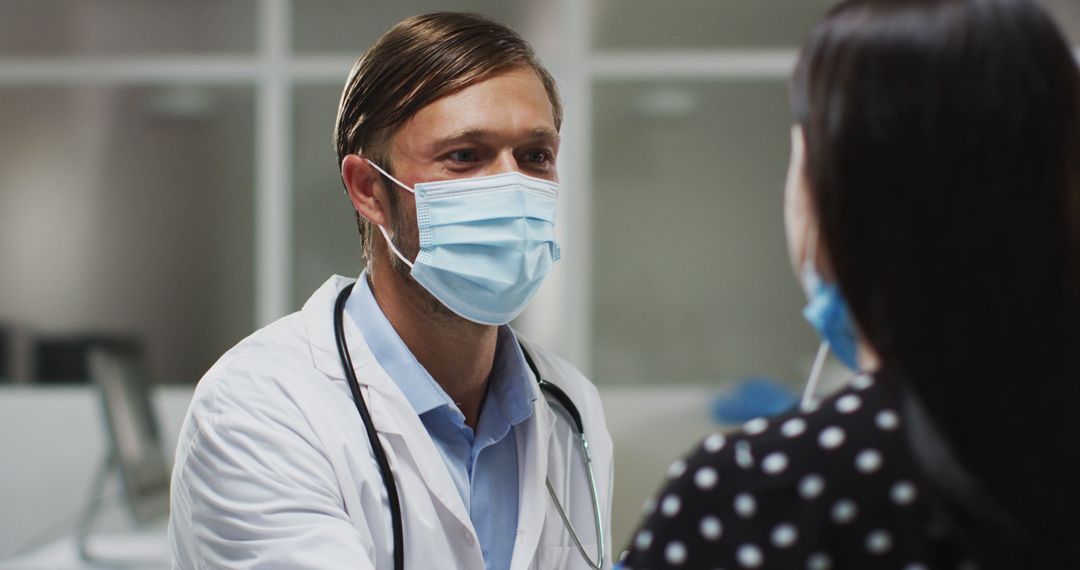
[[852, 374, 875, 390], [891, 480, 918, 505], [737, 544, 763, 568], [735, 440, 755, 469], [799, 474, 825, 499], [762, 452, 789, 475], [836, 394, 862, 414], [699, 515, 722, 541], [661, 494, 681, 517], [695, 466, 719, 490], [876, 409, 900, 431], [806, 552, 832, 570], [635, 529, 653, 550], [703, 433, 726, 453], [665, 541, 687, 565], [642, 496, 656, 515], [831, 498, 858, 524], [903, 564, 928, 570], [619, 549, 629, 562], [734, 492, 757, 518], [744, 417, 769, 435], [819, 426, 846, 450], [667, 458, 687, 478], [781, 417, 807, 438], [855, 449, 883, 473], [866, 529, 893, 555], [771, 523, 798, 548]]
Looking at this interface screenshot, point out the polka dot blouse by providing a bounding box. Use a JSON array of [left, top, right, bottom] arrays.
[[617, 375, 979, 569]]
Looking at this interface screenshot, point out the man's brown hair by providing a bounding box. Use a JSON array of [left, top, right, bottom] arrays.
[[334, 11, 562, 263]]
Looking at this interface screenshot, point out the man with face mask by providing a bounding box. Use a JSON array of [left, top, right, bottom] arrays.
[[168, 12, 613, 570]]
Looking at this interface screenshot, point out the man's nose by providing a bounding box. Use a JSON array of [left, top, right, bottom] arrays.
[[489, 150, 520, 176]]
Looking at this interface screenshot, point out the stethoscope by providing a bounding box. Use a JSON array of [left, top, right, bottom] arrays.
[[333, 283, 605, 570]]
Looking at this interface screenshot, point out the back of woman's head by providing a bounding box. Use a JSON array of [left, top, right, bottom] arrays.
[[792, 0, 1080, 565]]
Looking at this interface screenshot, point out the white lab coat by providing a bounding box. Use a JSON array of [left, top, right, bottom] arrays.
[[168, 275, 614, 569]]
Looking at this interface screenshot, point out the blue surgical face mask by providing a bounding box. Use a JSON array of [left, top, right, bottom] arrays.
[[798, 229, 860, 369], [366, 160, 561, 325], [798, 254, 861, 412], [800, 261, 859, 371]]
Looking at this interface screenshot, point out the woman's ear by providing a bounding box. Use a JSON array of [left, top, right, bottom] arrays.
[[341, 154, 391, 227], [784, 125, 818, 273]]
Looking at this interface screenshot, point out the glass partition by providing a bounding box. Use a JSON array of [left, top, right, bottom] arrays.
[[291, 85, 363, 308], [0, 0, 255, 56], [591, 79, 819, 386], [591, 0, 835, 50], [0, 86, 255, 384]]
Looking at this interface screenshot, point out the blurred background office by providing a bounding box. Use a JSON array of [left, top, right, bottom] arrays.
[[1, 0, 1077, 564]]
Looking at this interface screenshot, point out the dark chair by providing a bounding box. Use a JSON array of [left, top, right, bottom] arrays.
[[32, 335, 141, 384], [0, 326, 10, 383]]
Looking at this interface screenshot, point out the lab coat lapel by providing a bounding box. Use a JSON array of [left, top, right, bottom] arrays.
[[303, 275, 370, 383], [510, 380, 557, 570], [302, 276, 480, 546], [361, 361, 477, 533]]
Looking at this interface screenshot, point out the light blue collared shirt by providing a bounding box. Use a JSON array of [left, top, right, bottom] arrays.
[[347, 273, 536, 570]]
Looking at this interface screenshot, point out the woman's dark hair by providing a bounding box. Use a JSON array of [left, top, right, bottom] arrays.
[[792, 0, 1080, 566]]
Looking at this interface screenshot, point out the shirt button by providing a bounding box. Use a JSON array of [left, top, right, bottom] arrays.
[[464, 531, 476, 546]]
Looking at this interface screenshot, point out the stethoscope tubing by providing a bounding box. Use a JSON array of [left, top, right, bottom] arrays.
[[334, 284, 405, 570], [334, 282, 604, 570]]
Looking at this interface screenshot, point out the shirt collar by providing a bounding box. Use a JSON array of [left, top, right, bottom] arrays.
[[489, 325, 538, 427], [346, 271, 535, 427]]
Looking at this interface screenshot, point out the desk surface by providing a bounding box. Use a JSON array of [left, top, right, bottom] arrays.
[[0, 527, 169, 570], [0, 386, 193, 560]]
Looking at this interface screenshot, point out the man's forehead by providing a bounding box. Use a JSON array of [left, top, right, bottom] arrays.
[[397, 68, 558, 147]]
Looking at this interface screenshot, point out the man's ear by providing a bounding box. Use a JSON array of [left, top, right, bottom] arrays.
[[341, 154, 391, 227]]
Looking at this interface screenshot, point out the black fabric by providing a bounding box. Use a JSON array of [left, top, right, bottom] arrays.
[[618, 377, 979, 569]]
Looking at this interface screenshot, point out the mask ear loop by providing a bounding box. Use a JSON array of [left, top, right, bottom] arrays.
[[377, 225, 415, 269], [801, 342, 830, 412], [365, 159, 416, 196], [363, 159, 417, 269], [800, 228, 829, 412]]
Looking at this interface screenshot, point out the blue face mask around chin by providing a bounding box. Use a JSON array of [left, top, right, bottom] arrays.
[[800, 262, 860, 370]]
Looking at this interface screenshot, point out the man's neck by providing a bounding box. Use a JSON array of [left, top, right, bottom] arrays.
[[367, 263, 497, 429]]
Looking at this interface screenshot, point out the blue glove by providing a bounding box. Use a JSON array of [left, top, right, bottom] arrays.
[[711, 376, 799, 424]]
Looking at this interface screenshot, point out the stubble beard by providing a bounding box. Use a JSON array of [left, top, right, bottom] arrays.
[[386, 207, 463, 324]]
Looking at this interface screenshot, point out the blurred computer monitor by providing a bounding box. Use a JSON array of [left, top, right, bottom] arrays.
[[86, 345, 170, 524]]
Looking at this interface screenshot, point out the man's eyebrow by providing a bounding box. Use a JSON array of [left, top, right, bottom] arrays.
[[431, 127, 560, 148], [526, 127, 560, 142]]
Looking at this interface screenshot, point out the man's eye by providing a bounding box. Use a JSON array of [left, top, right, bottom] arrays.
[[526, 150, 551, 163], [448, 149, 479, 162]]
